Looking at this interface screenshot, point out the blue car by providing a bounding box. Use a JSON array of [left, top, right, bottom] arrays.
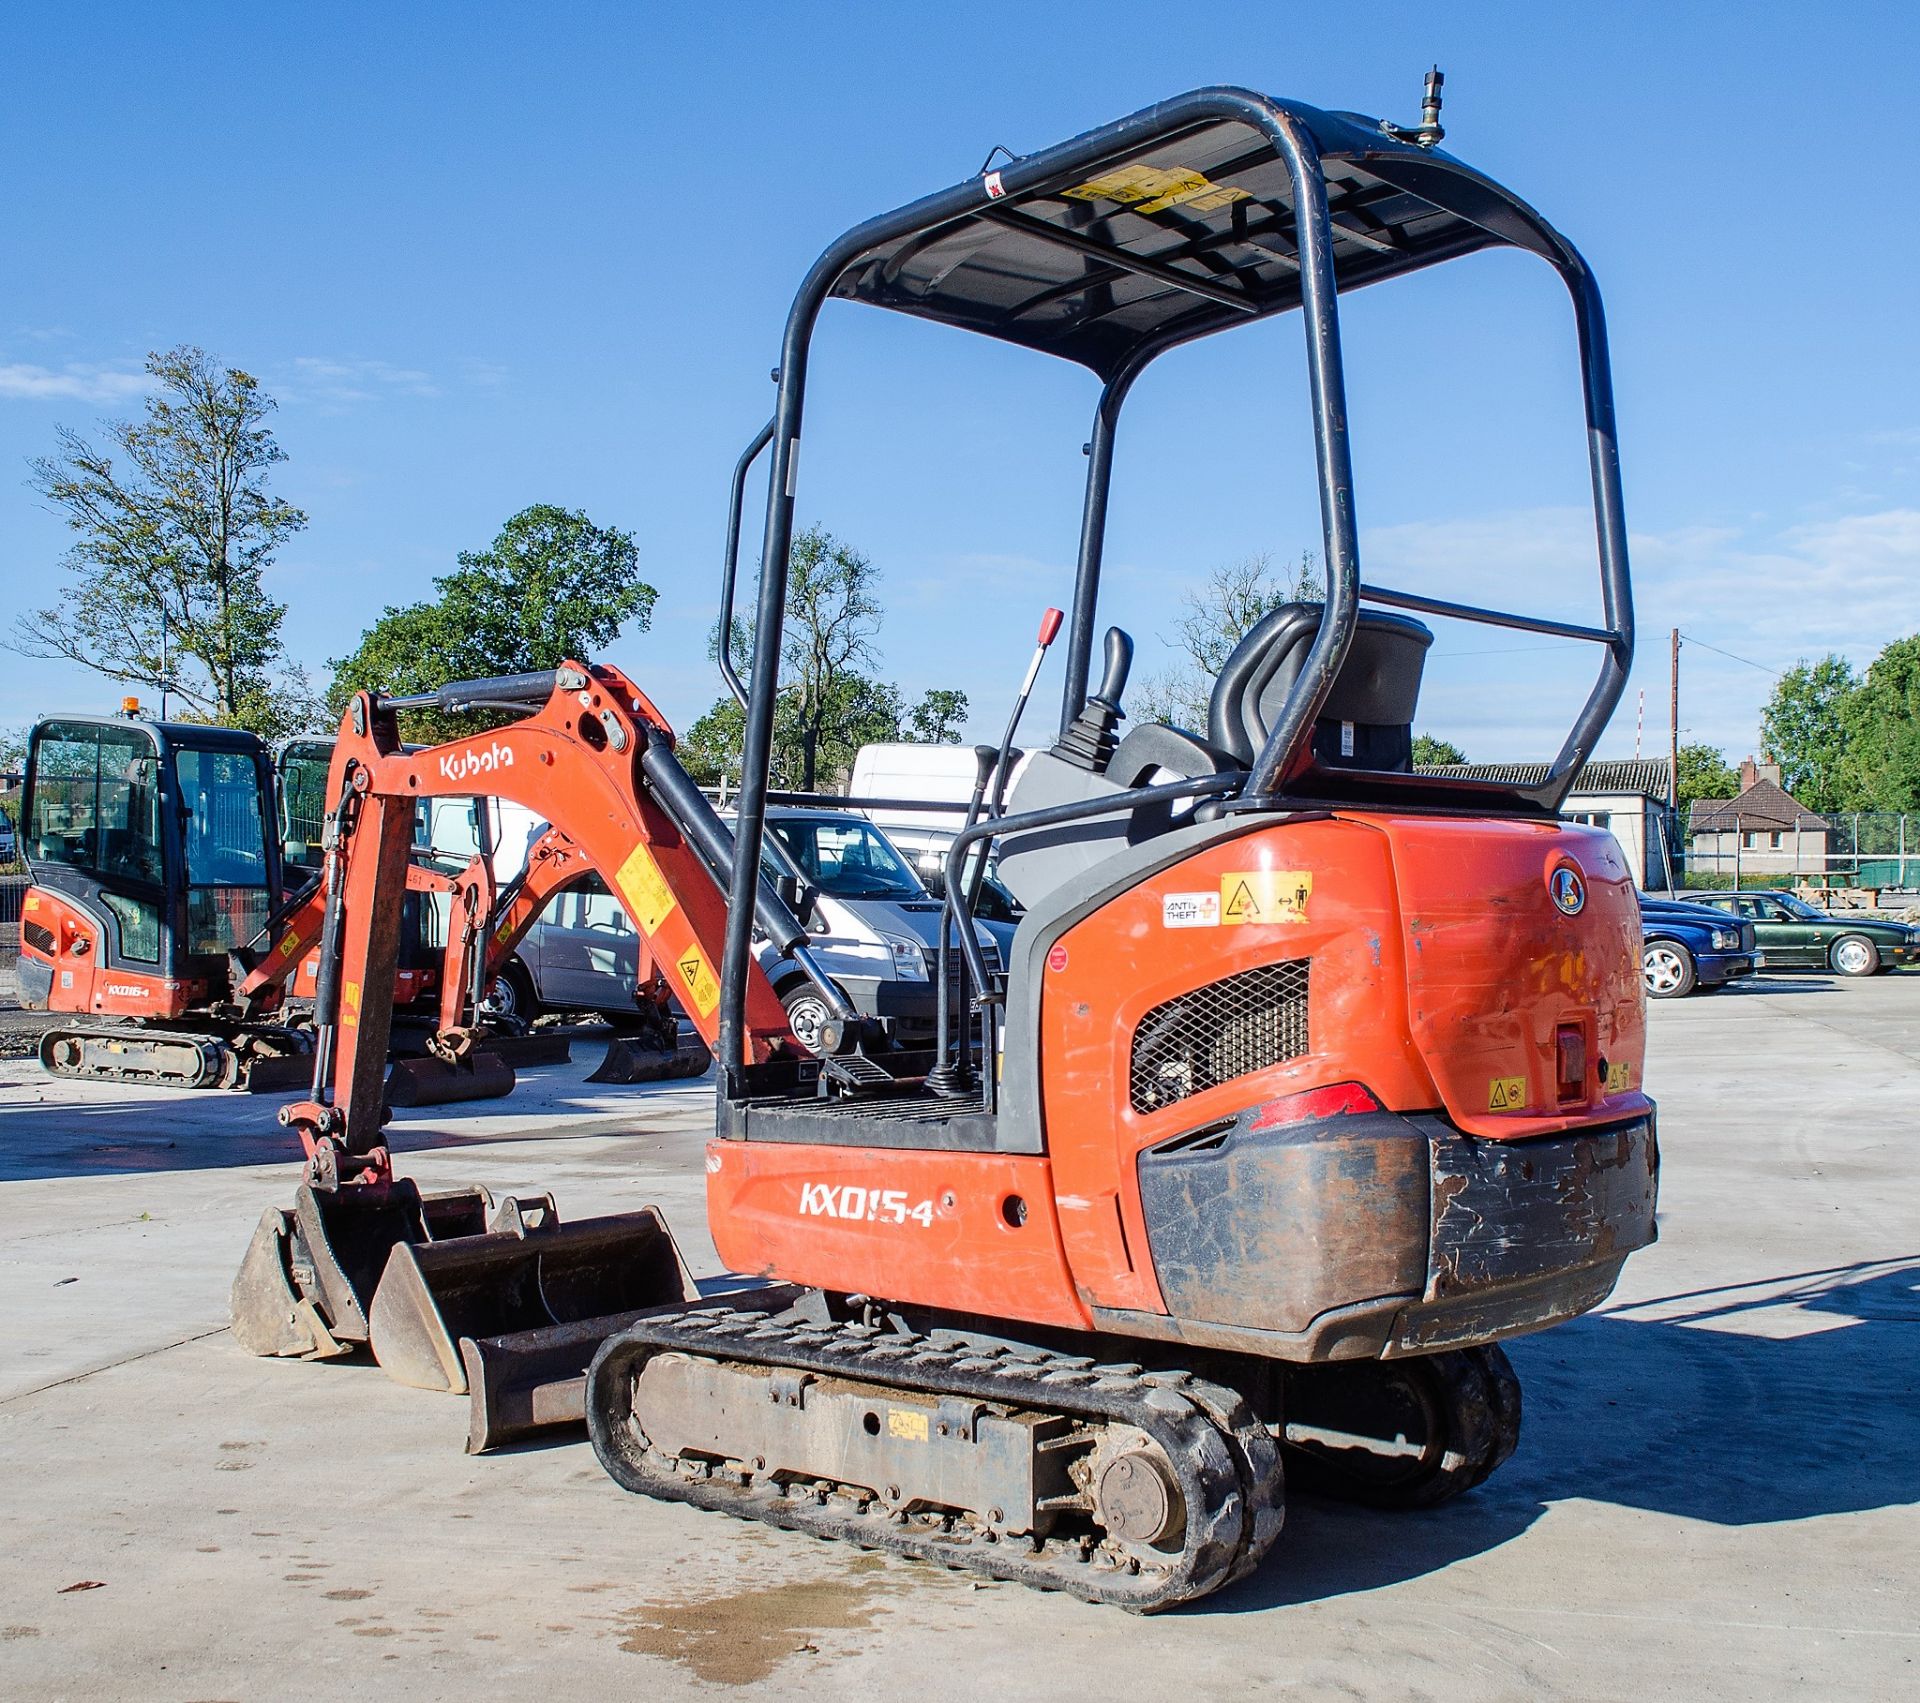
[[1636, 893, 1761, 998]]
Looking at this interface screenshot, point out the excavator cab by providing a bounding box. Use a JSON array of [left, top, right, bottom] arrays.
[[232, 79, 1659, 1610], [18, 715, 299, 1085]]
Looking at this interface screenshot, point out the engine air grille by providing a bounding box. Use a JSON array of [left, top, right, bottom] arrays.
[[1128, 959, 1310, 1114]]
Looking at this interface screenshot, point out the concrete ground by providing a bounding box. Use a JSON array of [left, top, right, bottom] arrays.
[[2, 977, 1917, 1701]]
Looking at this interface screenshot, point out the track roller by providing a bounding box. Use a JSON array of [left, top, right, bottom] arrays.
[[1279, 1344, 1522, 1509], [585, 1298, 1283, 1610]]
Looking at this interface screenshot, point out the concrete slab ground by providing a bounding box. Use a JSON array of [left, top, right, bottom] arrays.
[[2, 978, 1916, 1701]]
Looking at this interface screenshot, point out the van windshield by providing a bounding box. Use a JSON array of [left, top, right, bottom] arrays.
[[767, 817, 925, 901]]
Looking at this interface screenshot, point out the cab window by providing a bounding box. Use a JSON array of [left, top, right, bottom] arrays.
[[176, 746, 271, 953], [28, 721, 163, 888]]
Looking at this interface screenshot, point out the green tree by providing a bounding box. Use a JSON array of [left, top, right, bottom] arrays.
[[1836, 636, 1920, 810], [329, 504, 656, 741], [1135, 550, 1321, 727], [906, 688, 969, 744], [677, 673, 905, 791], [10, 345, 309, 732], [1760, 654, 1859, 812], [1411, 734, 1467, 766], [677, 526, 964, 790], [1675, 742, 1739, 816]]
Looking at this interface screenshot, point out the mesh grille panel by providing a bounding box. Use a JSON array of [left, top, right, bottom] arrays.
[[1129, 959, 1310, 1114]]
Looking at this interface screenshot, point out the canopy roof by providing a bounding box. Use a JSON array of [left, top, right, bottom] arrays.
[[828, 99, 1578, 380]]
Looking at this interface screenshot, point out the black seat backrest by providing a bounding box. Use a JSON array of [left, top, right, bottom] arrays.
[[1207, 602, 1434, 772]]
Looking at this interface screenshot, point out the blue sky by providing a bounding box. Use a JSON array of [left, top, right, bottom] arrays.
[[4, 2, 1917, 766]]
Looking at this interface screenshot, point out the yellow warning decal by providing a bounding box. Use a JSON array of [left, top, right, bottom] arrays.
[[888, 1408, 930, 1442], [24, 893, 39, 911], [1487, 1075, 1527, 1112], [1602, 1059, 1634, 1095], [1063, 163, 1251, 217], [615, 841, 678, 935], [1220, 870, 1313, 925], [674, 945, 721, 1019], [341, 979, 361, 1023], [494, 917, 516, 945]]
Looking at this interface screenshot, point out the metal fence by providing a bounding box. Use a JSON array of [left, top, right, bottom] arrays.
[[1676, 810, 1920, 898], [0, 873, 26, 969]]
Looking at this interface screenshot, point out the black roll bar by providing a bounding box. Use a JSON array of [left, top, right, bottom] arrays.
[[717, 419, 775, 713], [715, 85, 1637, 1084]]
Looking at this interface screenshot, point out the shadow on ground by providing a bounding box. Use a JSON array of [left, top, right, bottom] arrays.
[[1207, 1256, 1920, 1611]]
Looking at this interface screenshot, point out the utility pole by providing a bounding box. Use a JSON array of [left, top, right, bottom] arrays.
[[1668, 628, 1681, 892]]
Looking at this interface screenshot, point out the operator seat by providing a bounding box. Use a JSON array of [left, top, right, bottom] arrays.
[[996, 606, 1434, 913], [1205, 601, 1434, 773]]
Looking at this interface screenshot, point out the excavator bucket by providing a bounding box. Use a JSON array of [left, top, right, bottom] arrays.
[[383, 1048, 516, 1107], [366, 1199, 694, 1398], [230, 1181, 493, 1358], [586, 1034, 713, 1086]]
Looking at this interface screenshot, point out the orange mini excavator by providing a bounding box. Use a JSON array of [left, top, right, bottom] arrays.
[[232, 78, 1657, 1610]]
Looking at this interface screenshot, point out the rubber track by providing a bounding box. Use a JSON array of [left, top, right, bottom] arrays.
[[587, 1302, 1283, 1611], [38, 1022, 308, 1090]]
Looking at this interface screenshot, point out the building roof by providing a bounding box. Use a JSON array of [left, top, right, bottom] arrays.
[[1688, 777, 1826, 833], [1415, 759, 1672, 799]]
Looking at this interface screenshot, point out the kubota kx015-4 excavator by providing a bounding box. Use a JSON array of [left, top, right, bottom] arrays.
[[231, 80, 1658, 1610]]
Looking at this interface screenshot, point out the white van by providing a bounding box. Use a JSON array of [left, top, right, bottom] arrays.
[[848, 743, 1026, 944]]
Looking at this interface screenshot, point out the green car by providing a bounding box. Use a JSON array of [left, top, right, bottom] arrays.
[[1691, 889, 1920, 976]]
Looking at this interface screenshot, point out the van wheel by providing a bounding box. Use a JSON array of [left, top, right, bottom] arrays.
[[1831, 935, 1879, 977], [1642, 940, 1696, 998], [482, 960, 538, 1023], [779, 982, 837, 1055]]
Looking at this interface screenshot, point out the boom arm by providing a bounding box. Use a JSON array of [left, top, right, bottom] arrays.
[[282, 664, 798, 1186]]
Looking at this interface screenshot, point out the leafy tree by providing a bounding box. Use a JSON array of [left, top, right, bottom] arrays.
[[1135, 551, 1321, 727], [1836, 636, 1920, 810], [782, 529, 883, 790], [906, 688, 968, 744], [1411, 734, 1467, 766], [677, 526, 965, 789], [678, 672, 904, 791], [1760, 654, 1859, 813], [1674, 742, 1739, 818], [10, 346, 309, 733], [329, 505, 655, 742]]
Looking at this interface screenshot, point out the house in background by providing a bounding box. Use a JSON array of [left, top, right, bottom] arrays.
[[1414, 759, 1677, 887], [1687, 758, 1828, 880]]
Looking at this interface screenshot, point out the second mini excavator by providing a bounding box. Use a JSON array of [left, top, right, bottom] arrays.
[[233, 78, 1658, 1610]]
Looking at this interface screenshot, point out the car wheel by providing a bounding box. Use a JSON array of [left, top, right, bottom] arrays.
[[779, 981, 838, 1055], [1831, 934, 1879, 977], [481, 960, 538, 1023], [1642, 940, 1696, 999]]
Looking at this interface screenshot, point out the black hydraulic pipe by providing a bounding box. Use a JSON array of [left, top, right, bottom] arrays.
[[638, 732, 812, 956], [380, 669, 575, 715]]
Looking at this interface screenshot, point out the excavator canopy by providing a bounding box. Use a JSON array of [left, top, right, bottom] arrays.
[[826, 97, 1580, 380]]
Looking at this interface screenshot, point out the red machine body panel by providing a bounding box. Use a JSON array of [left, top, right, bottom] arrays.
[[18, 886, 206, 1019], [705, 1140, 1091, 1331]]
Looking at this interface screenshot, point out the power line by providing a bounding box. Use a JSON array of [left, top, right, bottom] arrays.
[[1678, 632, 1782, 678]]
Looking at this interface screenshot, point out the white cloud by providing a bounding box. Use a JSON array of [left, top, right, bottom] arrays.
[[280, 356, 440, 406], [0, 360, 150, 403]]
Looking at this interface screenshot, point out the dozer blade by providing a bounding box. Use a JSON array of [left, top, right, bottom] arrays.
[[586, 1035, 713, 1085], [243, 1051, 315, 1094], [484, 1030, 572, 1069], [230, 1181, 493, 1358], [367, 1201, 694, 1396], [384, 1048, 516, 1108]]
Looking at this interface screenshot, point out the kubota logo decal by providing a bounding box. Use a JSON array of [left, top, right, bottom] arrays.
[[438, 741, 514, 783]]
